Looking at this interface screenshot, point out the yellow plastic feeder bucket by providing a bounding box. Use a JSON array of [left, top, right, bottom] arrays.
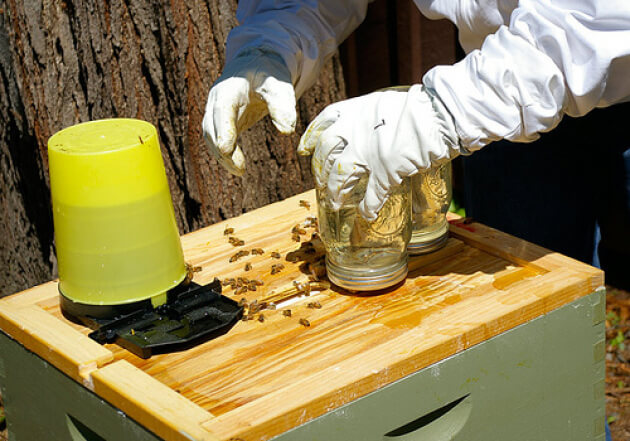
[[48, 119, 186, 314]]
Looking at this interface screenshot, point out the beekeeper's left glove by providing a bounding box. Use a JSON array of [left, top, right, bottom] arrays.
[[203, 49, 296, 176], [298, 85, 462, 221]]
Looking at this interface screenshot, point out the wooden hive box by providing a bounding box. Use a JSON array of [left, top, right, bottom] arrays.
[[0, 189, 606, 441]]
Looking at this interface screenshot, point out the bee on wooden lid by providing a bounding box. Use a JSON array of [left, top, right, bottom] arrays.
[[222, 278, 236, 286], [304, 216, 318, 228], [271, 263, 284, 274], [292, 225, 307, 235], [228, 236, 245, 247]]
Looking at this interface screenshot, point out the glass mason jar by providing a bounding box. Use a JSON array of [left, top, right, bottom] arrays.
[[317, 177, 412, 291], [408, 162, 452, 255]]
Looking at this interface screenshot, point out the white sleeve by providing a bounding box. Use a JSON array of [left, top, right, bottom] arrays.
[[412, 0, 518, 52], [423, 0, 630, 151], [226, 0, 370, 97]]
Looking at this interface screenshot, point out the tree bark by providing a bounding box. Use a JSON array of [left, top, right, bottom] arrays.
[[0, 0, 346, 296]]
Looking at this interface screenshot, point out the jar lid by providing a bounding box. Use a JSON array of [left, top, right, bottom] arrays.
[[326, 256, 408, 292]]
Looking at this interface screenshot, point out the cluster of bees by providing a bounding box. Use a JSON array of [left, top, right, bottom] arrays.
[[217, 199, 327, 327], [222, 276, 264, 295]]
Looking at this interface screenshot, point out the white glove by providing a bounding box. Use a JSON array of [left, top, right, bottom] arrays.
[[202, 49, 297, 176], [299, 85, 462, 221]]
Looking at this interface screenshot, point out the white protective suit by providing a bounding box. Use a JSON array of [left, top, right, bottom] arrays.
[[204, 0, 630, 218]]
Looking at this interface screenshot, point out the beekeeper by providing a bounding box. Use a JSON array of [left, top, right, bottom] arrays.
[[203, 1, 630, 292]]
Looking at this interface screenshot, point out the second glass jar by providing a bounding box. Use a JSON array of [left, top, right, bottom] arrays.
[[409, 162, 452, 255]]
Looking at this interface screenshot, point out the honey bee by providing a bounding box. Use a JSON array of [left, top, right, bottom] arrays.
[[271, 263, 284, 275], [282, 309, 292, 317], [251, 248, 264, 255], [307, 301, 321, 309], [235, 286, 248, 295], [247, 282, 257, 291], [258, 314, 265, 323], [244, 263, 252, 271], [292, 232, 301, 242], [299, 318, 311, 327], [304, 217, 318, 228], [292, 225, 307, 235], [238, 298, 248, 307], [248, 300, 261, 314], [222, 278, 236, 286], [299, 200, 311, 209], [228, 237, 245, 247], [292, 280, 312, 295], [224, 227, 234, 235], [252, 279, 264, 286], [183, 263, 195, 284], [271, 251, 282, 259]]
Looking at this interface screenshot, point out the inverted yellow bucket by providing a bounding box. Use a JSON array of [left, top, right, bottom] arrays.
[[48, 119, 186, 309]]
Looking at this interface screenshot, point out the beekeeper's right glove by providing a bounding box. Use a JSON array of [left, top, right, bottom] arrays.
[[299, 85, 463, 221], [202, 49, 297, 176]]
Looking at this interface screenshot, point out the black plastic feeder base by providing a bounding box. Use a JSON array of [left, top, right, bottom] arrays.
[[60, 279, 243, 359]]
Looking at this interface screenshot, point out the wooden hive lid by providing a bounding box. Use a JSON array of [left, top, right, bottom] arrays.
[[0, 189, 603, 441]]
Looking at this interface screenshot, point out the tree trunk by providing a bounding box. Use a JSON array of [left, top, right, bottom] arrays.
[[0, 0, 346, 297]]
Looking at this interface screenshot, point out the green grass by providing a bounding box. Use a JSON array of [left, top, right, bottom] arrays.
[[448, 199, 466, 217]]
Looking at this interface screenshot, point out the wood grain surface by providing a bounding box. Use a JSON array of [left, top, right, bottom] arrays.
[[0, 189, 604, 441]]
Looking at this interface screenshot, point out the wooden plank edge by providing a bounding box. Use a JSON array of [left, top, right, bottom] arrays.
[[91, 360, 219, 441], [1, 280, 59, 307], [201, 268, 594, 441], [448, 220, 604, 289], [0, 303, 113, 386]]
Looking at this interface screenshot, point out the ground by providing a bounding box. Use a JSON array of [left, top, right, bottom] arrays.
[[606, 286, 630, 440], [0, 287, 629, 440]]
